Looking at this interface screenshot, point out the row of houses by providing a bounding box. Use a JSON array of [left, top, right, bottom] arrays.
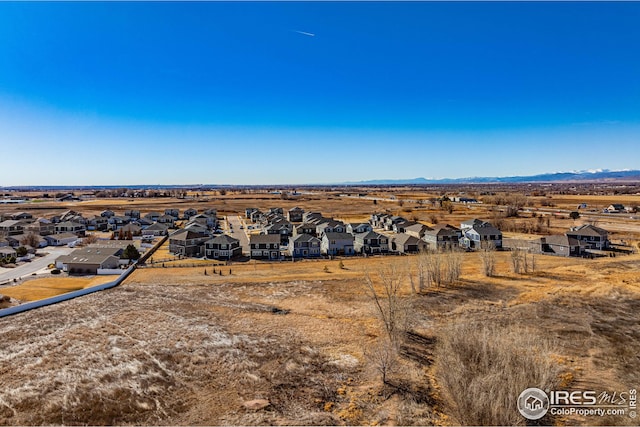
[[505, 224, 611, 257], [0, 208, 219, 251], [243, 209, 505, 260]]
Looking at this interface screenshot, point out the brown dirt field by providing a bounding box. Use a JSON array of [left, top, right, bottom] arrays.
[[1, 276, 119, 302], [1, 250, 639, 425]]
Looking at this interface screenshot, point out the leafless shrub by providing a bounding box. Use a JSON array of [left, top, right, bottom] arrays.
[[511, 248, 536, 274], [363, 265, 410, 345], [443, 249, 462, 284], [417, 249, 461, 288], [510, 248, 524, 274], [435, 321, 559, 425], [480, 245, 496, 277], [365, 337, 398, 385], [20, 232, 40, 249]]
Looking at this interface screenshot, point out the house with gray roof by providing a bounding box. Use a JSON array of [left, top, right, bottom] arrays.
[[566, 224, 610, 250], [56, 247, 121, 275], [168, 229, 209, 257], [460, 219, 502, 249], [321, 232, 355, 256], [540, 235, 587, 257], [54, 221, 86, 236], [144, 211, 162, 222], [85, 215, 109, 231], [287, 207, 305, 223], [391, 233, 428, 254], [10, 212, 33, 220], [165, 209, 180, 219], [141, 222, 169, 236], [383, 216, 406, 231], [25, 217, 54, 236], [0, 247, 17, 261], [354, 231, 389, 254], [205, 234, 241, 260], [293, 223, 317, 237], [370, 213, 390, 228], [404, 223, 431, 239], [124, 209, 141, 219], [422, 224, 462, 250], [183, 208, 198, 219], [316, 220, 347, 237], [44, 233, 78, 247], [157, 214, 176, 227], [0, 220, 26, 236], [392, 220, 417, 234], [188, 214, 217, 230], [347, 223, 373, 235], [289, 234, 321, 258], [264, 220, 294, 244], [250, 234, 282, 260]]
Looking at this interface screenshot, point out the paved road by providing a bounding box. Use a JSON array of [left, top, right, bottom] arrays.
[[226, 215, 250, 256], [0, 246, 75, 284]]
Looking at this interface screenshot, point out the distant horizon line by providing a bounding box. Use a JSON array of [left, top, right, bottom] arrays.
[[2, 168, 640, 190]]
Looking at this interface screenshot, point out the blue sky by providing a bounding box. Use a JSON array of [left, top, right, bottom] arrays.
[[1, 1, 639, 186]]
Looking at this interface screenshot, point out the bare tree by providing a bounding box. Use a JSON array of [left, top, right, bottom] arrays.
[[20, 233, 40, 250], [83, 233, 99, 245], [419, 248, 461, 288], [363, 264, 410, 346], [443, 249, 462, 284], [366, 337, 398, 385], [510, 248, 522, 274], [480, 244, 496, 277]]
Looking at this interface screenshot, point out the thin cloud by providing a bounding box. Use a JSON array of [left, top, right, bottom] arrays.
[[293, 30, 315, 37]]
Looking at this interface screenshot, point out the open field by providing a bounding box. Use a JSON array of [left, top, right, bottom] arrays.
[[0, 276, 118, 302], [1, 250, 639, 425]]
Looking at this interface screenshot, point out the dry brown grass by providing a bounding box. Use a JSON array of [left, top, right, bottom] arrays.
[[435, 321, 560, 425], [1, 250, 639, 425], [1, 275, 118, 302]]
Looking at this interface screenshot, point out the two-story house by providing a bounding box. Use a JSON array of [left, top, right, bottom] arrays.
[[205, 234, 241, 260], [54, 221, 86, 236], [287, 207, 305, 223], [566, 224, 609, 250], [25, 218, 56, 236], [289, 234, 321, 258], [124, 209, 141, 219], [183, 208, 198, 219], [347, 223, 373, 235], [321, 232, 355, 256], [168, 229, 209, 257], [0, 220, 27, 236], [391, 233, 428, 254], [354, 231, 389, 254], [460, 219, 502, 249], [422, 224, 462, 250], [165, 209, 180, 219], [250, 234, 282, 260]]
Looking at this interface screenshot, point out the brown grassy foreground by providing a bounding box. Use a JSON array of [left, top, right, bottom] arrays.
[[1, 276, 118, 302], [0, 252, 639, 425]]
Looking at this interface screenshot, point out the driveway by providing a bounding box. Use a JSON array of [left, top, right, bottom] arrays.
[[0, 246, 75, 285], [226, 215, 250, 256]]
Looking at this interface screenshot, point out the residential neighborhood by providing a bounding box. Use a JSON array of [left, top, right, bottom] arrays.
[[0, 198, 627, 273]]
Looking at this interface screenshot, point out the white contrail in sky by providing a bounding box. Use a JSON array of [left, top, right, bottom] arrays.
[[294, 30, 315, 37]]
